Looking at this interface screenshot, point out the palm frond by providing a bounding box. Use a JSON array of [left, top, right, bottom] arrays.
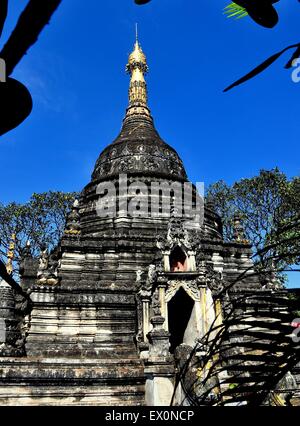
[[224, 2, 248, 19]]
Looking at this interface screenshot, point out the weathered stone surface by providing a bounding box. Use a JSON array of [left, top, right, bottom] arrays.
[[0, 358, 145, 406]]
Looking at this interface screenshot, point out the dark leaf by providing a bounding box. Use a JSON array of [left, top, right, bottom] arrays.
[[229, 0, 279, 28], [134, 0, 152, 4], [246, 3, 278, 28], [0, 78, 32, 136], [224, 44, 300, 92]]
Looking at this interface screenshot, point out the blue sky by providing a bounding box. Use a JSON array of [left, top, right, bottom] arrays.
[[0, 0, 299, 286]]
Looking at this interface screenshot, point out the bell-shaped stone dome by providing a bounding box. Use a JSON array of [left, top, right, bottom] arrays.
[[92, 114, 187, 182]]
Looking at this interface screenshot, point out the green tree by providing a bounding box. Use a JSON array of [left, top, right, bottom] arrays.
[[0, 191, 77, 271], [206, 168, 300, 274]]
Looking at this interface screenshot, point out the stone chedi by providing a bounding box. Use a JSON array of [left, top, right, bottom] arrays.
[[0, 35, 298, 406]]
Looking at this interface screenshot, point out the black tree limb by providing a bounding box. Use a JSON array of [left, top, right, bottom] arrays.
[[0, 0, 62, 76], [224, 44, 300, 92], [0, 0, 8, 38]]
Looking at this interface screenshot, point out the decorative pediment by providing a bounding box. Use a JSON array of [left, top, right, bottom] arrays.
[[165, 279, 201, 302], [156, 213, 202, 253]]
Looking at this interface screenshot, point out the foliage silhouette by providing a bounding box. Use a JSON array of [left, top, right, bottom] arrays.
[[0, 1, 62, 135], [171, 220, 300, 406], [224, 44, 300, 92], [0, 191, 77, 276]]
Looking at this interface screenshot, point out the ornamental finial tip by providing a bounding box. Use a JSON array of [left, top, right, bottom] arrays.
[[135, 23, 138, 44], [126, 26, 149, 108]]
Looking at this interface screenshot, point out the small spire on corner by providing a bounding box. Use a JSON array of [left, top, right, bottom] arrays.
[[6, 233, 16, 276]]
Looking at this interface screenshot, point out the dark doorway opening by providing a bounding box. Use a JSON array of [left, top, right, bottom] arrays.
[[169, 246, 188, 272], [168, 287, 194, 353]]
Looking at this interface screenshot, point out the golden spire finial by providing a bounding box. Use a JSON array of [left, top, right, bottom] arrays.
[[6, 233, 16, 275], [126, 26, 149, 110]]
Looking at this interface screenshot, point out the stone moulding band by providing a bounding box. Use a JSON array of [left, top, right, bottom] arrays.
[[95, 173, 204, 223]]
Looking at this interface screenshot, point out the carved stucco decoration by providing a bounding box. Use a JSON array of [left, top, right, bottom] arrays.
[[204, 263, 225, 297], [135, 263, 160, 344], [156, 215, 202, 253], [136, 269, 144, 283], [137, 262, 163, 296], [135, 292, 144, 344], [135, 260, 226, 350], [151, 290, 162, 317], [64, 200, 81, 237], [92, 138, 187, 181], [165, 279, 201, 303], [37, 246, 61, 286]]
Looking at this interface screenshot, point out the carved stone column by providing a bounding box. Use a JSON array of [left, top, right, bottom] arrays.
[[148, 315, 170, 359], [162, 251, 170, 272], [140, 291, 151, 342], [187, 250, 196, 272], [0, 279, 23, 356], [145, 315, 174, 406], [199, 286, 208, 336], [157, 276, 168, 331]]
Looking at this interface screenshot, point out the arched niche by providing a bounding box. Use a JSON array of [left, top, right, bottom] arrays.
[[168, 287, 195, 353], [164, 282, 221, 354], [169, 245, 188, 272]]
